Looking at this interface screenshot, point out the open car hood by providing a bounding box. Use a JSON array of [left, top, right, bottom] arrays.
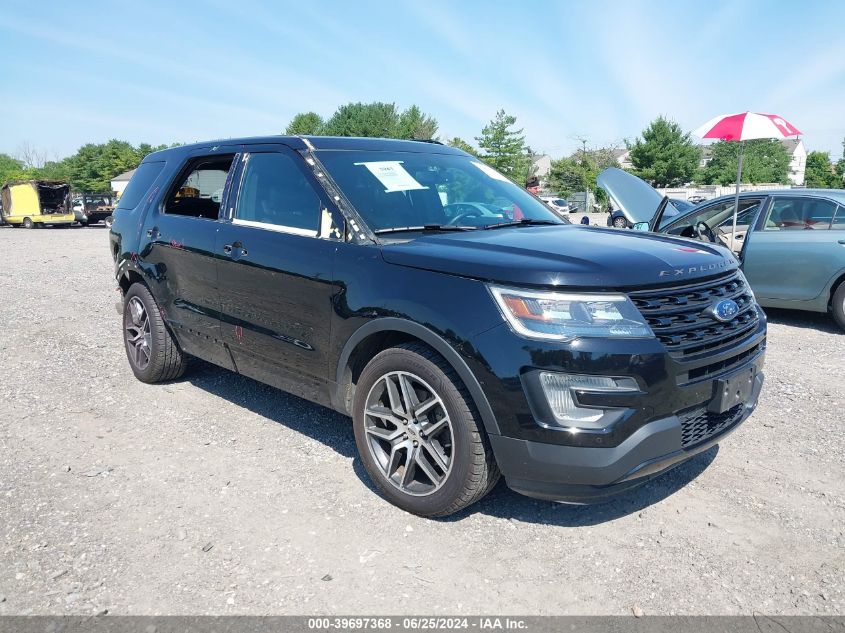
[[597, 167, 669, 226]]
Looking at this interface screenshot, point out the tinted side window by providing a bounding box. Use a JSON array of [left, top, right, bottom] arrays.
[[163, 155, 234, 220], [765, 197, 837, 230], [116, 162, 164, 209], [234, 152, 320, 234]]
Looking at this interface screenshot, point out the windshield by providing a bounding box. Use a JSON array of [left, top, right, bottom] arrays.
[[657, 199, 694, 228], [315, 150, 566, 233]]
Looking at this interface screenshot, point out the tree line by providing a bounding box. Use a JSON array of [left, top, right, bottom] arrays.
[[0, 140, 174, 192], [3, 103, 843, 197], [284, 105, 845, 199], [286, 103, 536, 185]]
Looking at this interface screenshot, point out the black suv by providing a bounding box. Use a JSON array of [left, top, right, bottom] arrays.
[[109, 136, 766, 517]]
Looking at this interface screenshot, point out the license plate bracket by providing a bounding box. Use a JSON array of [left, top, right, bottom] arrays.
[[708, 364, 757, 414]]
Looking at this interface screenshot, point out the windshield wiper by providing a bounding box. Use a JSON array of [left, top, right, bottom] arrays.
[[374, 224, 477, 235], [483, 219, 560, 230]]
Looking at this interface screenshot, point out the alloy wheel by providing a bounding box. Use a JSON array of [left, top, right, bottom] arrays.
[[363, 371, 454, 496], [124, 296, 152, 370]]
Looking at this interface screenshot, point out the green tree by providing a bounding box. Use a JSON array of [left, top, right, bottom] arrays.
[[475, 109, 530, 182], [322, 102, 399, 138], [66, 140, 144, 191], [835, 137, 845, 185], [804, 151, 838, 188], [285, 112, 325, 135], [446, 137, 478, 157], [394, 105, 438, 140], [36, 158, 72, 181], [286, 103, 439, 140], [0, 153, 25, 185], [135, 143, 171, 161], [702, 139, 790, 185], [547, 147, 619, 200], [627, 117, 700, 187]]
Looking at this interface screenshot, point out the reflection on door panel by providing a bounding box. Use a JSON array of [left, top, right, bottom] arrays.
[[143, 154, 235, 368], [216, 149, 335, 404]]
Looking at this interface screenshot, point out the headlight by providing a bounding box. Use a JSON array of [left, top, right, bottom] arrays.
[[489, 285, 654, 341]]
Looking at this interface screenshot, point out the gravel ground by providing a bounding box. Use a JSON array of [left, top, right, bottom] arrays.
[[0, 226, 842, 616]]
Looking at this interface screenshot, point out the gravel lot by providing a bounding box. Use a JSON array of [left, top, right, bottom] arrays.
[[0, 226, 842, 616]]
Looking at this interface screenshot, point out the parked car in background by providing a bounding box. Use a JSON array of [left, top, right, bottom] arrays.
[[72, 193, 115, 226], [538, 195, 571, 215], [607, 197, 693, 228], [598, 167, 845, 330], [110, 137, 765, 516], [0, 180, 75, 228]]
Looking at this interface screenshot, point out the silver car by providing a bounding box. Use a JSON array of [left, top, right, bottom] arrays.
[[598, 168, 845, 331]]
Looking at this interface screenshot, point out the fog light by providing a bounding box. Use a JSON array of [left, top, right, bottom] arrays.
[[539, 372, 638, 427]]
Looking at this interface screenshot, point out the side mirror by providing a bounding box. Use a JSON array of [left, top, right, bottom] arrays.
[[632, 222, 650, 232]]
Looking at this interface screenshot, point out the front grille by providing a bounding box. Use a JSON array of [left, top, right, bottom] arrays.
[[679, 403, 745, 448], [629, 271, 759, 358], [685, 341, 763, 382]]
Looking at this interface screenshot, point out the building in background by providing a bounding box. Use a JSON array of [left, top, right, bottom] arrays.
[[111, 168, 136, 198], [611, 148, 632, 170], [529, 154, 552, 190], [781, 139, 806, 186]]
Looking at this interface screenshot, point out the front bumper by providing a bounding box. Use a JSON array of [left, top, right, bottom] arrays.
[[491, 371, 763, 503]]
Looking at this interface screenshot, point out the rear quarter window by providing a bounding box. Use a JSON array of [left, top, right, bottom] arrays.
[[116, 162, 165, 210]]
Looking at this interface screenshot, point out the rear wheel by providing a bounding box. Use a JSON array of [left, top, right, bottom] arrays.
[[122, 283, 187, 383], [22, 217, 33, 229], [352, 343, 499, 517], [832, 283, 845, 332]]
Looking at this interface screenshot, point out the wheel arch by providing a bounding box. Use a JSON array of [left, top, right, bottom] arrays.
[[117, 268, 146, 295], [829, 269, 845, 306], [334, 318, 500, 436]]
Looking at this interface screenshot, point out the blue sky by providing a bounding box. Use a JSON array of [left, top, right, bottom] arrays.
[[1, 0, 844, 161]]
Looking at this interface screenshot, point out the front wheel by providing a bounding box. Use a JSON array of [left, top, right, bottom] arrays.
[[22, 217, 34, 229], [832, 283, 845, 332], [122, 283, 188, 383], [612, 216, 628, 228], [352, 343, 499, 517], [104, 215, 114, 229]]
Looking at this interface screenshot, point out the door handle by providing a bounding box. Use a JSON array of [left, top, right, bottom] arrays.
[[838, 239, 845, 245], [147, 227, 159, 239], [223, 242, 247, 257]]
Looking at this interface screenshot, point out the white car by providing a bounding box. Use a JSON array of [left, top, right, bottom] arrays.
[[539, 196, 571, 215]]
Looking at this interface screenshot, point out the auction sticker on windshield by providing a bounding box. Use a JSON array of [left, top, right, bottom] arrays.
[[471, 161, 510, 182], [355, 161, 428, 192]]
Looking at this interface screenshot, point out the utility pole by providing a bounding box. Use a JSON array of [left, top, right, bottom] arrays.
[[572, 135, 590, 214]]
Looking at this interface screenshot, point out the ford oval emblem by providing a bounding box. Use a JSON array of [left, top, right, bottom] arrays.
[[711, 298, 739, 322]]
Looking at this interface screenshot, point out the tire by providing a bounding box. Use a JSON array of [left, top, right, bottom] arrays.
[[104, 216, 114, 229], [22, 217, 33, 229], [832, 282, 845, 332], [352, 342, 499, 517], [122, 283, 187, 383], [612, 216, 628, 228]]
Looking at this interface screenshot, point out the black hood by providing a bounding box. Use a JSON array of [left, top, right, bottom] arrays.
[[380, 225, 738, 289]]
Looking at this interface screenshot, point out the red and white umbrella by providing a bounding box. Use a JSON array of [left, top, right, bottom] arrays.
[[693, 112, 801, 251], [694, 112, 801, 141]]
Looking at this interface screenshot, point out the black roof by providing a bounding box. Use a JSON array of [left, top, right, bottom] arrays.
[[143, 136, 467, 162]]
